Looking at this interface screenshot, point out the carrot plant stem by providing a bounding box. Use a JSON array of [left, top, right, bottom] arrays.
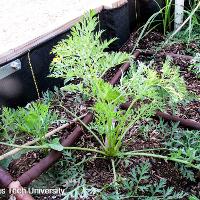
[[0, 142, 106, 156]]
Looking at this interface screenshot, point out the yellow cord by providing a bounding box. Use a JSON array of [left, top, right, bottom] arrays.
[[28, 51, 40, 99]]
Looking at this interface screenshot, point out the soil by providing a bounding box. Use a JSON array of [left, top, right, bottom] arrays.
[[0, 31, 200, 200]]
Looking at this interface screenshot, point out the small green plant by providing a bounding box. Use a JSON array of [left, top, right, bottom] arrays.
[[164, 0, 200, 44], [0, 102, 57, 142], [190, 53, 200, 78], [143, 118, 200, 181], [101, 162, 186, 200], [87, 59, 187, 157], [0, 107, 19, 141], [131, 0, 173, 52], [164, 128, 200, 181], [184, 0, 200, 42], [165, 0, 200, 44], [134, 0, 200, 48], [122, 59, 187, 105], [162, 29, 200, 52]]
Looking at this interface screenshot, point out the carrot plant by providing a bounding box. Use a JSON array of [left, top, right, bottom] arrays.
[[48, 11, 200, 172], [0, 102, 57, 143], [85, 59, 188, 157], [50, 10, 129, 95]]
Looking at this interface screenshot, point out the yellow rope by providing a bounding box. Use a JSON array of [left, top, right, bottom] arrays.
[[28, 51, 40, 99]]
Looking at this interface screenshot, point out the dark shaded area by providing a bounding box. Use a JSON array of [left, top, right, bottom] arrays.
[[0, 33, 67, 107], [138, 0, 164, 23], [99, 3, 131, 50]]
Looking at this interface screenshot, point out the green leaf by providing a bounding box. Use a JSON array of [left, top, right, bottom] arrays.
[[189, 195, 200, 200], [49, 138, 64, 151]]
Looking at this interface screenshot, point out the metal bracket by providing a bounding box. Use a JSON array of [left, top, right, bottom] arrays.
[[0, 59, 21, 80]]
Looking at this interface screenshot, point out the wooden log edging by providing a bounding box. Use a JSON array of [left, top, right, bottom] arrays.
[[141, 50, 193, 61], [0, 167, 13, 188], [120, 102, 200, 130], [0, 167, 34, 200]]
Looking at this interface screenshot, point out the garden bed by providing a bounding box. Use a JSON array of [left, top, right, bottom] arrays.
[[0, 10, 200, 200]]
